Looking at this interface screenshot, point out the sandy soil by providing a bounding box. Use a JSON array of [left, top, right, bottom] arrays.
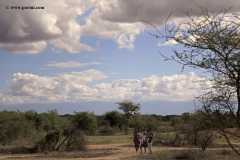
[[88, 143, 137, 159], [0, 143, 231, 160], [0, 143, 206, 160]]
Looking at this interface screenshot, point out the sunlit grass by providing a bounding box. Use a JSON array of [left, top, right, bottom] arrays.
[[121, 149, 240, 160], [87, 134, 132, 144], [2, 129, 240, 159]]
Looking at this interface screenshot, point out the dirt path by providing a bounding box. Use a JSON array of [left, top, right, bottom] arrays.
[[0, 143, 139, 160], [88, 143, 137, 159], [0, 143, 221, 160], [0, 144, 200, 160]]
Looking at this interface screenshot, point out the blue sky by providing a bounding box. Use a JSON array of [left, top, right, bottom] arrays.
[[0, 0, 238, 115]]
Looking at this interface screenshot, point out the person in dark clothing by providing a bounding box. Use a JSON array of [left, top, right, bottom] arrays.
[[133, 133, 140, 153], [147, 131, 154, 155]]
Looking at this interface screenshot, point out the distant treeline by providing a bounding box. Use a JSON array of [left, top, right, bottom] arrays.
[[0, 109, 179, 153], [0, 109, 220, 154]]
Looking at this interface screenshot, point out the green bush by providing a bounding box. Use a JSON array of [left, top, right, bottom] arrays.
[[65, 132, 87, 151], [36, 130, 60, 153], [186, 131, 214, 150], [98, 126, 115, 135]]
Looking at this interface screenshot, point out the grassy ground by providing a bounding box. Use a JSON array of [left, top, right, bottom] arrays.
[[87, 134, 132, 144], [1, 134, 240, 159], [123, 149, 240, 160]]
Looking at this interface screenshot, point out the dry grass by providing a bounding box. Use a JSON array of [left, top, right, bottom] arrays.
[[1, 134, 240, 160]]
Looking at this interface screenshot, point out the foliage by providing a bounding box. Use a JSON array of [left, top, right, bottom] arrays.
[[130, 114, 160, 132], [104, 110, 123, 129], [0, 110, 98, 153], [0, 111, 33, 145], [150, 6, 240, 156], [153, 112, 214, 149], [116, 100, 140, 134], [37, 130, 60, 153], [72, 111, 97, 134], [0, 108, 238, 157], [98, 125, 115, 135], [55, 111, 97, 151], [116, 100, 140, 117], [172, 112, 214, 149]]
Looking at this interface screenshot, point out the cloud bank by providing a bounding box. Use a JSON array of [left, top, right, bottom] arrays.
[[0, 71, 211, 105], [1, 0, 240, 53]]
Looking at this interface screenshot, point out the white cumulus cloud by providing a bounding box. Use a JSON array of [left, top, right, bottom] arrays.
[[0, 71, 211, 105]]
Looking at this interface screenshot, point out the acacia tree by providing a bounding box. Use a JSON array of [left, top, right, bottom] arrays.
[[116, 100, 140, 134], [151, 7, 240, 155]]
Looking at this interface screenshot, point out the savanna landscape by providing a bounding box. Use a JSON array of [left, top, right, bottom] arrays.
[[2, 1, 240, 160], [0, 100, 240, 160]]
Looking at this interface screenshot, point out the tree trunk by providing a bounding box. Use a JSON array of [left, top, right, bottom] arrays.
[[237, 85, 240, 129], [55, 135, 70, 151]]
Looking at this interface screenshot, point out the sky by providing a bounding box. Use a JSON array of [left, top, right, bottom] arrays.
[[0, 0, 239, 115]]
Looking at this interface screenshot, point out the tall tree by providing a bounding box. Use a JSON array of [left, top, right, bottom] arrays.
[[150, 7, 240, 155], [116, 100, 140, 134]]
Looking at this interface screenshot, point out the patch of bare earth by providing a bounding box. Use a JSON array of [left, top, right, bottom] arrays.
[[0, 143, 137, 160], [1, 144, 235, 159], [88, 143, 136, 159]]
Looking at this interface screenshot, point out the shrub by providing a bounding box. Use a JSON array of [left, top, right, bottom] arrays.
[[98, 126, 115, 135], [36, 130, 60, 153], [154, 132, 185, 147], [186, 131, 214, 150], [65, 132, 87, 151]]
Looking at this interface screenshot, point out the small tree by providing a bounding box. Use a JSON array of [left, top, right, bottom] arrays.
[[150, 6, 240, 155], [56, 111, 97, 151], [116, 100, 140, 134], [72, 111, 97, 134], [104, 110, 123, 130]]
